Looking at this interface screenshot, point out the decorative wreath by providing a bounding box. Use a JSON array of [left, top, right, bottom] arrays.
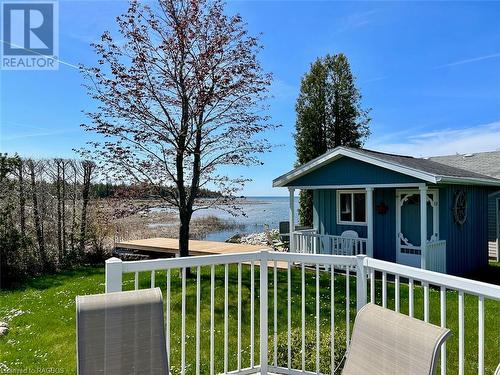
[[453, 190, 467, 225], [376, 202, 389, 215]]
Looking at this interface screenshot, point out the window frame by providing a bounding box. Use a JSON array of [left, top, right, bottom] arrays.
[[336, 189, 367, 226]]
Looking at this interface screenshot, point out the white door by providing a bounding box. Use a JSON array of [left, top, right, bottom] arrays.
[[396, 190, 439, 268]]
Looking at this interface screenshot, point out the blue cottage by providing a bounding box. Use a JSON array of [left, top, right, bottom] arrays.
[[273, 147, 500, 276]]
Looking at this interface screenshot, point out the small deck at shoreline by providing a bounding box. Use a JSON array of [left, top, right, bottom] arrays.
[[115, 237, 270, 257]]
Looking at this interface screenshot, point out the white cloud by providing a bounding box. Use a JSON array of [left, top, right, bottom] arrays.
[[367, 121, 500, 157]]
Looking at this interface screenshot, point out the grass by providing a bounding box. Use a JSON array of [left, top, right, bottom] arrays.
[[0, 263, 499, 374]]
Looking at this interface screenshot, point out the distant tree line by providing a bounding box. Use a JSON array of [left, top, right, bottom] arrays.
[[92, 183, 222, 200]]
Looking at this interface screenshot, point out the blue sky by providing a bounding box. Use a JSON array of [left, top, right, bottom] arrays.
[[1, 1, 500, 196]]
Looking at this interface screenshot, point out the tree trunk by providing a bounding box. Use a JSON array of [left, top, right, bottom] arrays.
[[29, 160, 46, 270], [61, 161, 67, 261], [18, 160, 26, 237], [56, 161, 63, 263], [71, 164, 77, 256], [79, 162, 94, 259], [178, 209, 192, 277]]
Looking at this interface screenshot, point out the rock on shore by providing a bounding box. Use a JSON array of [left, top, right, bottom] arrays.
[[231, 229, 285, 250]]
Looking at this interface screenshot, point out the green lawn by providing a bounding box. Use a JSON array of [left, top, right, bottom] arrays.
[[0, 263, 499, 374]]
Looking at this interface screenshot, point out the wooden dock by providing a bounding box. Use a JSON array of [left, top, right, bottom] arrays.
[[115, 237, 270, 257]]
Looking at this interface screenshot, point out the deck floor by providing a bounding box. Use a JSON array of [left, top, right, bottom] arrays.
[[115, 237, 270, 256], [114, 237, 292, 268]]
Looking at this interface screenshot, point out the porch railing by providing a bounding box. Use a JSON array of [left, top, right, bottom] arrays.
[[105, 251, 500, 375], [426, 239, 447, 273], [293, 230, 367, 256]]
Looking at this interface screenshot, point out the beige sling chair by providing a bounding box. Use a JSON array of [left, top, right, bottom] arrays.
[[76, 288, 168, 375], [342, 303, 451, 375]]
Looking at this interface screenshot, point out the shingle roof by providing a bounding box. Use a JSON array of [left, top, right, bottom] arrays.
[[429, 151, 500, 179], [355, 148, 499, 180]]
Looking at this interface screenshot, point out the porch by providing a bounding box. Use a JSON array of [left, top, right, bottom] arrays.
[[105, 250, 500, 375], [287, 184, 447, 274]]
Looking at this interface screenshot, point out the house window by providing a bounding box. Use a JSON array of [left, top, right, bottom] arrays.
[[337, 190, 366, 225]]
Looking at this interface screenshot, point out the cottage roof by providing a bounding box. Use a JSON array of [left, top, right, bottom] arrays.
[[429, 151, 500, 179]]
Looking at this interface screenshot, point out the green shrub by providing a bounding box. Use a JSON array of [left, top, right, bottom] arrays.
[[271, 326, 347, 374]]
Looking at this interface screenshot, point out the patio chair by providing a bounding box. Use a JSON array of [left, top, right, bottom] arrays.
[[342, 303, 451, 375], [495, 363, 500, 375], [76, 288, 168, 375], [340, 230, 359, 255]]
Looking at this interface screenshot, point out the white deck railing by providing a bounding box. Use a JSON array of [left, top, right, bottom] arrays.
[[105, 251, 500, 375], [426, 239, 447, 273], [293, 231, 367, 256]]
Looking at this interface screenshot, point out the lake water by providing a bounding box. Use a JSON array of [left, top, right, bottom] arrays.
[[193, 196, 299, 242]]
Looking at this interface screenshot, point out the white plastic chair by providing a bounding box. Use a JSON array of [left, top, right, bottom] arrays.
[[340, 230, 359, 255]]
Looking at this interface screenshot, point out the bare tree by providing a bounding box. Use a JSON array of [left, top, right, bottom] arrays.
[[49, 159, 64, 262], [81, 0, 275, 260], [61, 160, 68, 257], [79, 160, 95, 258], [70, 161, 79, 257], [17, 160, 26, 237], [28, 159, 47, 270]]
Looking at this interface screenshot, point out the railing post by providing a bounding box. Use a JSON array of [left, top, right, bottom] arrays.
[[289, 187, 295, 252], [420, 185, 428, 270], [105, 257, 123, 293], [366, 187, 374, 258], [356, 255, 367, 312], [260, 250, 269, 373]]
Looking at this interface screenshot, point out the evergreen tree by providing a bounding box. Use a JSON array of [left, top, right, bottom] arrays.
[[294, 54, 371, 226]]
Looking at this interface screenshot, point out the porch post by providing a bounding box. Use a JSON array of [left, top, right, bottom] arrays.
[[366, 187, 374, 258], [289, 187, 295, 252], [419, 185, 428, 270]]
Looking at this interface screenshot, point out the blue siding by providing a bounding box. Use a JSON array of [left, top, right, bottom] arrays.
[[439, 185, 489, 276], [313, 189, 392, 261], [488, 191, 500, 242], [313, 185, 491, 276], [373, 189, 396, 262], [286, 156, 421, 187]]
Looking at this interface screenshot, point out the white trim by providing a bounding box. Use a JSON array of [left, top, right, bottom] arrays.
[[272, 146, 500, 188], [366, 187, 374, 258], [438, 176, 500, 187], [395, 188, 440, 269], [336, 190, 367, 226], [289, 188, 295, 252], [281, 183, 426, 190], [420, 186, 428, 270]]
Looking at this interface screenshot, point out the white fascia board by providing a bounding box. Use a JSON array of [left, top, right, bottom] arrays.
[[272, 147, 438, 187], [438, 176, 500, 187], [284, 183, 426, 190]]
